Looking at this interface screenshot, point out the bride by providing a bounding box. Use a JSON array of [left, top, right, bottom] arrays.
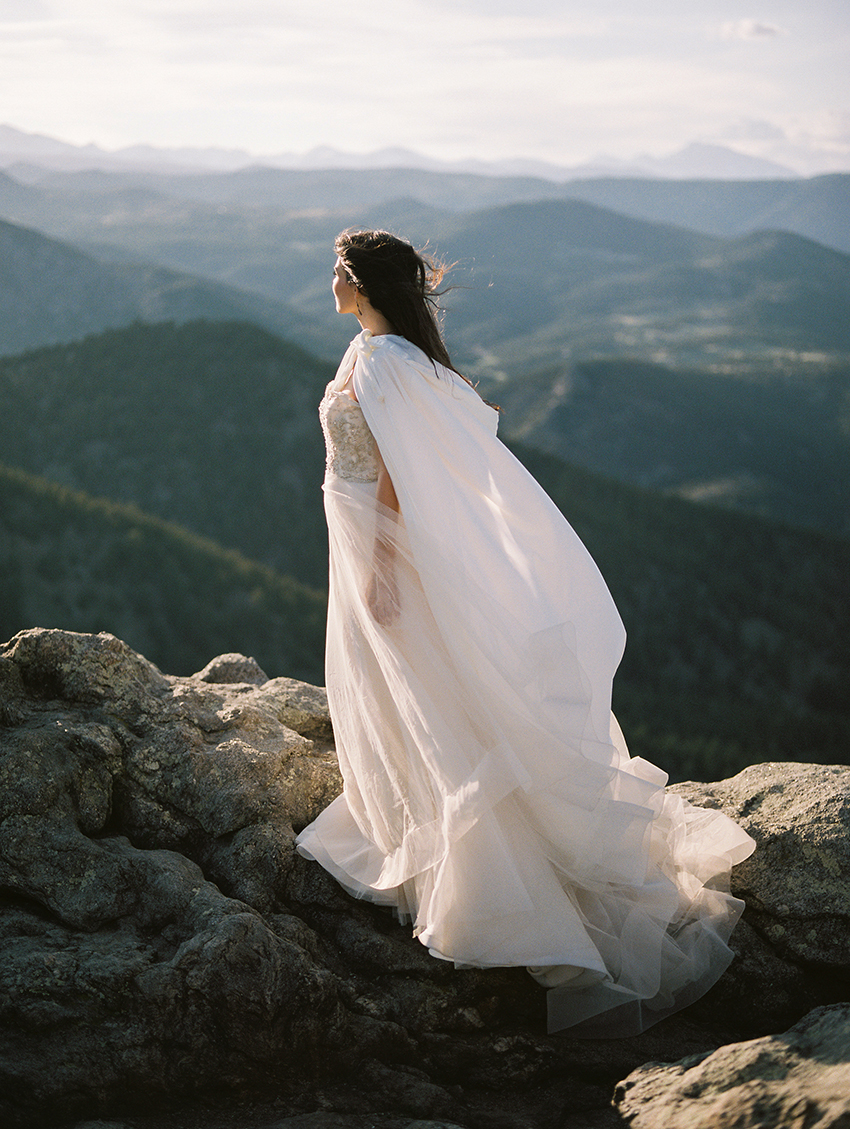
[[296, 229, 755, 1036]]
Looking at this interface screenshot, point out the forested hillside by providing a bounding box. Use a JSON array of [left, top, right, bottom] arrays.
[[515, 442, 850, 782], [0, 318, 846, 783], [0, 464, 326, 682], [443, 214, 850, 367], [0, 217, 316, 356], [493, 354, 850, 538], [0, 320, 333, 586], [559, 172, 850, 253]]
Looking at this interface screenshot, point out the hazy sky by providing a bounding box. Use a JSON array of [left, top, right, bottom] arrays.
[[2, 0, 848, 171]]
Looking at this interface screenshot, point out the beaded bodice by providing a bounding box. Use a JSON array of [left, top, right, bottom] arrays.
[[319, 383, 380, 483]]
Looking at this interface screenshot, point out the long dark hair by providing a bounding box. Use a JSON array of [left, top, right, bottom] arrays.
[[334, 229, 457, 372]]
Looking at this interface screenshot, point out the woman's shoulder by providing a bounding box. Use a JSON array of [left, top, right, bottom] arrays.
[[352, 332, 497, 431], [352, 330, 421, 362], [352, 331, 435, 386]]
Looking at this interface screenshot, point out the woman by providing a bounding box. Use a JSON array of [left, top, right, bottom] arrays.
[[296, 229, 755, 1036]]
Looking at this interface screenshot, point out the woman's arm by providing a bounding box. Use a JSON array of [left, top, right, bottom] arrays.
[[367, 454, 401, 626], [375, 460, 399, 515]]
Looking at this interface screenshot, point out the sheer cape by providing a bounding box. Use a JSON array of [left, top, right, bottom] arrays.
[[297, 329, 755, 1036]]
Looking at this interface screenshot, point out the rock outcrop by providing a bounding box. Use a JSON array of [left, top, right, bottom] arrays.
[[669, 763, 850, 1036], [0, 629, 847, 1129], [615, 1003, 850, 1128]]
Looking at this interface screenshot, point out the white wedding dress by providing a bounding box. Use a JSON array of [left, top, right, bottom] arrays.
[[296, 330, 755, 1036]]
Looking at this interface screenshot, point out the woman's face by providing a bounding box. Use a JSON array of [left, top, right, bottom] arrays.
[[332, 257, 358, 315]]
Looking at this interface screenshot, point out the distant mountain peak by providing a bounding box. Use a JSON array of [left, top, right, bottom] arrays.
[[0, 124, 254, 174], [0, 123, 800, 182], [640, 142, 797, 180]]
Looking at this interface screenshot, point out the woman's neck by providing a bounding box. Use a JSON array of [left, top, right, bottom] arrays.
[[355, 304, 395, 337]]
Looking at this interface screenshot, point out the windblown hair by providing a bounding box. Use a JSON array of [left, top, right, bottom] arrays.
[[334, 229, 457, 372]]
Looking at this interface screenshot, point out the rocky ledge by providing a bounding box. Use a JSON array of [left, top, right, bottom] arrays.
[[0, 629, 848, 1129]]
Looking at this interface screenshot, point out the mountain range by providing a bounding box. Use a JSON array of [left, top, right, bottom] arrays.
[[0, 145, 847, 784], [3, 171, 848, 360], [0, 124, 799, 180], [4, 159, 848, 256], [0, 318, 846, 784], [0, 215, 327, 358], [2, 181, 846, 538]]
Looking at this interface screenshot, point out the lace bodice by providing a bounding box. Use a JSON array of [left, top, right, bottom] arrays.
[[319, 383, 380, 482]]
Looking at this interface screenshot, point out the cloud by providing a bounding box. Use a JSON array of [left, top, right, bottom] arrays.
[[721, 19, 787, 41], [720, 119, 788, 142], [790, 110, 850, 149], [0, 0, 52, 18]]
